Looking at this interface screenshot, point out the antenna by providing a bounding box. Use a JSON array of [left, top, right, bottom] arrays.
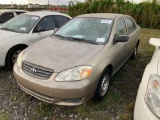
[[48, 0, 50, 8]]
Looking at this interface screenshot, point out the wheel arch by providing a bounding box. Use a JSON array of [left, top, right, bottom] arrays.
[[137, 39, 140, 46], [103, 64, 113, 76], [93, 64, 113, 101], [5, 44, 28, 66]]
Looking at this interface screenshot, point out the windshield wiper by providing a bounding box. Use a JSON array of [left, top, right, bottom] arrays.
[[1, 27, 17, 32], [69, 37, 99, 45], [54, 34, 66, 38], [54, 34, 81, 41], [54, 35, 99, 45]]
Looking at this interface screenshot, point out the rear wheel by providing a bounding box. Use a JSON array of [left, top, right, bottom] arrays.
[[94, 68, 111, 101], [6, 46, 26, 69]]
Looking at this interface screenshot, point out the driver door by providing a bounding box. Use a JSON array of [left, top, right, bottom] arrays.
[[112, 18, 128, 71], [31, 16, 56, 43]]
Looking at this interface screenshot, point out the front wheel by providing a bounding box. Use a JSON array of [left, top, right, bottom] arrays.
[[6, 46, 26, 69], [94, 68, 111, 101]]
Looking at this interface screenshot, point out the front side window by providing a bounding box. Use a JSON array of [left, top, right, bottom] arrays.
[[54, 18, 113, 44], [115, 18, 127, 37], [0, 12, 14, 23], [125, 18, 136, 33], [35, 16, 56, 32], [1, 14, 40, 33]]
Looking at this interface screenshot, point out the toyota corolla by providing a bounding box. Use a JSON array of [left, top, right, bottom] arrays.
[[14, 13, 140, 106]]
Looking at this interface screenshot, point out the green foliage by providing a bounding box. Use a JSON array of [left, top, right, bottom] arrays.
[[69, 0, 160, 29]]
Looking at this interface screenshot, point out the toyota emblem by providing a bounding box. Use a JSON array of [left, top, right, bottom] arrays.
[[30, 68, 37, 74]]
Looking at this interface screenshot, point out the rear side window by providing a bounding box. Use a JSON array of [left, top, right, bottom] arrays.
[[15, 12, 26, 15], [125, 18, 136, 33], [0, 12, 14, 23], [115, 18, 127, 37], [54, 15, 70, 27], [35, 16, 56, 32]]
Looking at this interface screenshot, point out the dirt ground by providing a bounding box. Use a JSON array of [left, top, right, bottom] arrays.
[[0, 28, 160, 120]]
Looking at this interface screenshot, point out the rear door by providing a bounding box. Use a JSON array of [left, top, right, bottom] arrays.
[[31, 15, 57, 43], [112, 17, 128, 71], [124, 17, 138, 52]]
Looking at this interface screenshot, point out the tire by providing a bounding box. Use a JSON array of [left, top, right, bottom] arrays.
[[94, 68, 111, 101], [6, 46, 26, 69], [130, 44, 138, 60]]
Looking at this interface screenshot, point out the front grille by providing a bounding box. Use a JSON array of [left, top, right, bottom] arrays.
[[22, 61, 54, 79]]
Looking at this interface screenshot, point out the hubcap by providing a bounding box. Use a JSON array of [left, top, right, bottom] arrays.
[[12, 50, 22, 64], [99, 74, 109, 96]]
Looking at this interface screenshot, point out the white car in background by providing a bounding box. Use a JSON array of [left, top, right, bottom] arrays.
[[134, 38, 160, 120], [0, 9, 28, 26], [0, 11, 71, 68]]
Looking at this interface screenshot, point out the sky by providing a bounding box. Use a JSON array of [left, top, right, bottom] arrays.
[[0, 0, 147, 5]]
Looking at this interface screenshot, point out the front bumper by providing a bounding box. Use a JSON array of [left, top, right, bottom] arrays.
[[134, 87, 159, 120], [0, 52, 6, 66], [14, 63, 98, 106]]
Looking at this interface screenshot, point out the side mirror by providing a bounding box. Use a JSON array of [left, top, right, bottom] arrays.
[[36, 27, 45, 32], [114, 35, 129, 42]]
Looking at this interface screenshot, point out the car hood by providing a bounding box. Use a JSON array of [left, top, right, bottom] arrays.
[[0, 30, 22, 41], [23, 36, 104, 72]]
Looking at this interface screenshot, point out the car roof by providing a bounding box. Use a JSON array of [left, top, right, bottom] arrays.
[[77, 13, 128, 19], [0, 9, 28, 12], [24, 11, 71, 18]]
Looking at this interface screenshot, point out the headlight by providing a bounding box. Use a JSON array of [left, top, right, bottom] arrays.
[[145, 74, 160, 118], [17, 51, 23, 68], [55, 66, 92, 81]]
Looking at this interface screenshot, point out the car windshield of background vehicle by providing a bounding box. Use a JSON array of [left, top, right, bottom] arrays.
[[1, 14, 40, 33], [54, 18, 113, 44]]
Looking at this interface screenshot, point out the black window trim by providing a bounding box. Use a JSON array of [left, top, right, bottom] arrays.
[[1, 12, 14, 17], [53, 15, 71, 28], [15, 11, 26, 15]]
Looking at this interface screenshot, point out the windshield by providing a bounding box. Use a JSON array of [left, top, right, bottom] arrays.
[[1, 14, 40, 33], [54, 18, 113, 44]]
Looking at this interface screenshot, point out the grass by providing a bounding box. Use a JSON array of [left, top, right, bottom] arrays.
[[37, 103, 53, 117], [0, 112, 9, 120]]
